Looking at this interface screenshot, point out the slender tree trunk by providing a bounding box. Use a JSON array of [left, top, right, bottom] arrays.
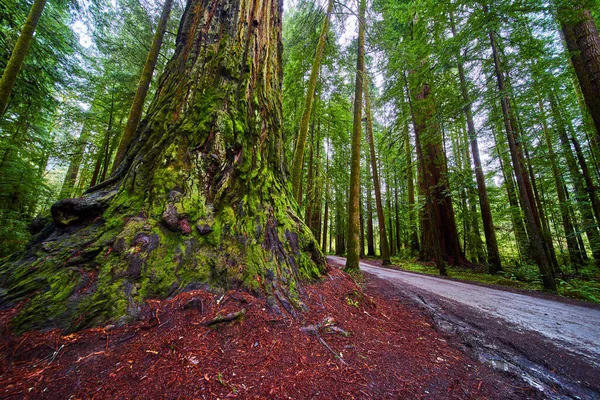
[[551, 93, 600, 266], [491, 119, 530, 261], [360, 190, 365, 258], [404, 122, 419, 254], [0, 0, 47, 116], [305, 124, 315, 226], [290, 0, 334, 201], [322, 198, 329, 253], [366, 182, 375, 256], [523, 145, 560, 271], [489, 28, 556, 290], [59, 123, 91, 199], [311, 123, 322, 239], [345, 0, 366, 272], [111, 0, 174, 173], [566, 186, 589, 267], [538, 98, 584, 266], [386, 173, 395, 256], [569, 126, 600, 224], [90, 91, 115, 187], [394, 177, 401, 253], [364, 76, 390, 264], [454, 46, 502, 271], [460, 126, 486, 264], [322, 145, 330, 253]]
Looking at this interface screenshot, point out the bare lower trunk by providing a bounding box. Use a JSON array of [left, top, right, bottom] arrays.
[[364, 76, 390, 265], [344, 0, 366, 273]]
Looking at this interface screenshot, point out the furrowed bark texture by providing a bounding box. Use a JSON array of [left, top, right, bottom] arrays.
[[0, 0, 47, 116], [0, 0, 325, 332]]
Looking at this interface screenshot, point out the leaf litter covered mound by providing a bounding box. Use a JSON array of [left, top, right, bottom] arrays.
[[0, 265, 535, 399]]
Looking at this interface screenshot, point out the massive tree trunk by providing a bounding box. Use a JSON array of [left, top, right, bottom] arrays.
[[0, 0, 325, 332], [344, 0, 366, 272], [0, 0, 47, 116], [111, 0, 174, 172], [403, 71, 454, 273]]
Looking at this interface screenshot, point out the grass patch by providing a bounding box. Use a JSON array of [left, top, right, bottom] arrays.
[[387, 256, 600, 304]]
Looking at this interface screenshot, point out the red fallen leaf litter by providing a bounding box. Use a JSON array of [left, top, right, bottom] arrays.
[[0, 263, 537, 399]]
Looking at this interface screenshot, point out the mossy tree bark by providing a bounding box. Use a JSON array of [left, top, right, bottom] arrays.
[[403, 73, 449, 274], [0, 0, 47, 116], [0, 0, 325, 332], [412, 81, 461, 268], [111, 0, 174, 173], [344, 0, 366, 273]]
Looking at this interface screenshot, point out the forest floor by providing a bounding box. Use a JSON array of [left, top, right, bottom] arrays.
[[0, 263, 538, 399], [328, 256, 600, 399]]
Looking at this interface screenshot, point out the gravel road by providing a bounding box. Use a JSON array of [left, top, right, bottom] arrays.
[[327, 255, 600, 399]]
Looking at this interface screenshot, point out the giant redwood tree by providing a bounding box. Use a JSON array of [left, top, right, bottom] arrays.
[[0, 0, 326, 331]]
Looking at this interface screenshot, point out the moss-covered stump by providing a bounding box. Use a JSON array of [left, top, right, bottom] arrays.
[[0, 0, 326, 332]]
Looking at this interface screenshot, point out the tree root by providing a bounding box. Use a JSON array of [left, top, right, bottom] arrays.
[[204, 309, 246, 326], [300, 316, 350, 366]]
